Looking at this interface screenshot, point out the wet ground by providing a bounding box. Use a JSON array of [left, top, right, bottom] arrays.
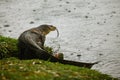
[[0, 0, 120, 79]]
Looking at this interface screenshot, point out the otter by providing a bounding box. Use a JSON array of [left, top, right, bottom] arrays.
[[18, 24, 59, 59], [18, 24, 96, 68]]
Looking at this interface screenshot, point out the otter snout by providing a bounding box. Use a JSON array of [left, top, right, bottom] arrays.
[[48, 25, 56, 31]]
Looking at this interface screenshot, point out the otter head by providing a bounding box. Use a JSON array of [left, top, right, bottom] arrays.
[[39, 24, 59, 37], [48, 25, 56, 31]]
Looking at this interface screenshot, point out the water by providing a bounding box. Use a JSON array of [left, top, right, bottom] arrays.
[[0, 0, 120, 79]]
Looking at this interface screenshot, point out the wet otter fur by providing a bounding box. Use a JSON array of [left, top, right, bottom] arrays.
[[18, 24, 97, 68]]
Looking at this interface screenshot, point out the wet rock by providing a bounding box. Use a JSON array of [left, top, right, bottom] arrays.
[[59, 5, 62, 7], [99, 53, 103, 56], [77, 54, 81, 57], [77, 54, 81, 59], [74, 8, 76, 10], [106, 33, 110, 36], [86, 48, 90, 51], [85, 16, 88, 18], [4, 24, 10, 27], [68, 10, 71, 13], [65, 9, 71, 13], [110, 15, 113, 17], [33, 10, 36, 12], [71, 53, 74, 55], [97, 22, 100, 24], [29, 21, 34, 24], [104, 39, 107, 42], [8, 30, 12, 32], [104, 21, 106, 23], [66, 1, 70, 4], [112, 11, 116, 14]]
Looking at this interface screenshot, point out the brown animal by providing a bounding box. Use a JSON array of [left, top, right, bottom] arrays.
[[18, 24, 58, 59], [18, 24, 97, 68]]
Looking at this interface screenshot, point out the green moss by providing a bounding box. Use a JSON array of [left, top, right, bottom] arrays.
[[44, 46, 53, 54], [0, 58, 118, 80], [0, 36, 18, 59]]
